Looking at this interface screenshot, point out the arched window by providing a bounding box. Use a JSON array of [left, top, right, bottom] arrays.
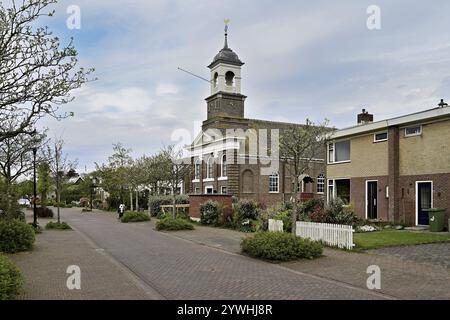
[[207, 156, 213, 179], [213, 72, 218, 88], [269, 172, 279, 193], [317, 174, 325, 194], [225, 71, 235, 87], [220, 154, 227, 177], [194, 159, 201, 180]]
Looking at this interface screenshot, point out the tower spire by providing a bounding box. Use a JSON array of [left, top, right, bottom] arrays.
[[224, 19, 230, 49]]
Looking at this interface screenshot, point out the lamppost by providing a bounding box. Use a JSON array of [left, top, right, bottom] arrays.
[[32, 147, 38, 228], [90, 177, 97, 211]]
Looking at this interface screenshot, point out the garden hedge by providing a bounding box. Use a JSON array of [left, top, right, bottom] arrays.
[[0, 219, 35, 254], [241, 231, 323, 261], [0, 254, 23, 300], [155, 217, 194, 231], [120, 212, 150, 223]]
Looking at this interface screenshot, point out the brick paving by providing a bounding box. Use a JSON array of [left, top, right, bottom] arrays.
[[9, 225, 160, 300], [52, 208, 388, 300], [163, 220, 450, 300]]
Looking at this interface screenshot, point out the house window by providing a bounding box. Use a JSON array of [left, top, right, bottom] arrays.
[[221, 186, 227, 194], [269, 173, 279, 193], [205, 186, 213, 194], [335, 179, 351, 204], [220, 154, 227, 177], [328, 140, 350, 163], [195, 187, 200, 194], [206, 156, 213, 179], [194, 159, 201, 180], [374, 132, 388, 142], [317, 174, 325, 194], [405, 125, 422, 137]]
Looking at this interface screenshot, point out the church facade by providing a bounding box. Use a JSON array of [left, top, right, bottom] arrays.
[[187, 27, 326, 208]]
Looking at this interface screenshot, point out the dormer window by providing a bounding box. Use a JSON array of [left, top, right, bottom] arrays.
[[225, 71, 235, 87]]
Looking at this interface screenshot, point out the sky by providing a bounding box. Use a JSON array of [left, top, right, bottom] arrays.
[[33, 0, 450, 173]]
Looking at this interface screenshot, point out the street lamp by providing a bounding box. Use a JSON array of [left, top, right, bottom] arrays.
[[32, 147, 38, 228], [90, 177, 97, 211]]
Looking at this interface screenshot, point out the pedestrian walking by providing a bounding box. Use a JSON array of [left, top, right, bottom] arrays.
[[118, 203, 125, 220]]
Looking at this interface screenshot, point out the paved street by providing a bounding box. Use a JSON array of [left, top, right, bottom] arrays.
[[15, 207, 391, 300]]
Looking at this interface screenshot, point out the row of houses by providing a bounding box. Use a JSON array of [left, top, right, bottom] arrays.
[[184, 26, 450, 228]]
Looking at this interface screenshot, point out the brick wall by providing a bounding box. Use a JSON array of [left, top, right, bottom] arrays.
[[189, 194, 233, 219]]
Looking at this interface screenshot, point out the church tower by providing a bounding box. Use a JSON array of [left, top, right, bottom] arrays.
[[206, 22, 246, 120]]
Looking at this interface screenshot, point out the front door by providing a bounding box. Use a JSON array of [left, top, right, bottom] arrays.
[[367, 181, 378, 219], [417, 182, 432, 225]]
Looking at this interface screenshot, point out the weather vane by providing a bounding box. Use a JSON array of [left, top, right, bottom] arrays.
[[224, 18, 230, 33]]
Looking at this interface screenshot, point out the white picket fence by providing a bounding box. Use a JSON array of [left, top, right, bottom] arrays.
[[268, 219, 284, 232], [296, 221, 355, 250]]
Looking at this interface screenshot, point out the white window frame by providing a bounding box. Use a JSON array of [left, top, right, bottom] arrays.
[[373, 132, 388, 143], [205, 186, 214, 194], [206, 156, 213, 179], [220, 154, 227, 178], [405, 125, 422, 137], [327, 140, 351, 164], [269, 173, 280, 193], [194, 159, 201, 181], [327, 179, 335, 203], [317, 174, 325, 194]]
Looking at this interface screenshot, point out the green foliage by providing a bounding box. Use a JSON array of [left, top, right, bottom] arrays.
[[298, 198, 362, 227], [148, 195, 189, 217], [120, 212, 150, 223], [233, 200, 260, 232], [37, 162, 52, 207], [200, 201, 223, 226], [36, 207, 54, 218], [0, 254, 23, 300], [241, 232, 323, 261], [0, 219, 35, 253], [45, 221, 72, 230], [155, 217, 194, 231], [260, 202, 294, 231]]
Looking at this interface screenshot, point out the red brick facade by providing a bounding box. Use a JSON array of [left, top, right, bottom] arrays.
[[189, 194, 233, 219]]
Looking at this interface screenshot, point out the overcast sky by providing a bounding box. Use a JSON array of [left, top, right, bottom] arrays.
[[36, 0, 450, 173]]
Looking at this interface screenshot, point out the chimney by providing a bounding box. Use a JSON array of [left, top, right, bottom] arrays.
[[357, 108, 373, 125]]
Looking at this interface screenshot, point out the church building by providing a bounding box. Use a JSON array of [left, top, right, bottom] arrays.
[[187, 25, 326, 207]]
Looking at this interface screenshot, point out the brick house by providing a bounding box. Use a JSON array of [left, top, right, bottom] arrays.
[[187, 27, 326, 208], [326, 101, 450, 227]]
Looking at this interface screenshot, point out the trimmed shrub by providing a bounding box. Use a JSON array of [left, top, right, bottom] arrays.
[[260, 202, 293, 231], [0, 255, 23, 300], [156, 217, 194, 231], [200, 201, 223, 226], [148, 195, 189, 217], [241, 232, 323, 261], [36, 207, 54, 218], [233, 200, 260, 232], [298, 198, 361, 227], [120, 212, 150, 223], [0, 219, 35, 253], [45, 221, 72, 230], [272, 210, 293, 233]]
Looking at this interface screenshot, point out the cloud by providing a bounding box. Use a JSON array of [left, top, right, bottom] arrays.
[[31, 0, 450, 171]]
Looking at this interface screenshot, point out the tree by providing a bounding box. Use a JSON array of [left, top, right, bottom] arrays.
[[37, 161, 51, 207], [159, 145, 190, 218], [0, 0, 94, 141], [42, 138, 76, 223], [0, 122, 46, 211], [95, 143, 133, 209], [280, 119, 331, 234]]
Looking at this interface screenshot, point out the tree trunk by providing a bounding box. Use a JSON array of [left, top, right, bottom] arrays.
[[172, 192, 177, 219], [130, 190, 133, 211], [291, 177, 299, 235], [136, 190, 139, 211]]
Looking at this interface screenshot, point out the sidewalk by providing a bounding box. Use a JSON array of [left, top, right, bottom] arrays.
[[9, 215, 161, 300], [164, 223, 450, 300]]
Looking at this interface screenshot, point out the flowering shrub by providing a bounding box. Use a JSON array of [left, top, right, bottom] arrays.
[[357, 225, 378, 233]]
